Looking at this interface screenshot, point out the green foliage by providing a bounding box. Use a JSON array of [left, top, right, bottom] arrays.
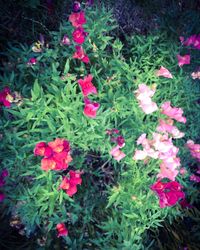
[[0, 3, 200, 249]]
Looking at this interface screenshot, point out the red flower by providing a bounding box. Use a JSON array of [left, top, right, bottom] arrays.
[[73, 46, 90, 64], [41, 157, 57, 171], [56, 223, 68, 237], [59, 171, 82, 197], [77, 75, 97, 96], [34, 142, 52, 157], [0, 87, 13, 107], [48, 138, 70, 153], [69, 11, 86, 28], [83, 98, 100, 118], [72, 27, 87, 44]]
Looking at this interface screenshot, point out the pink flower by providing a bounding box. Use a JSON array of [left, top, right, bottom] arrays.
[[155, 66, 173, 79], [72, 1, 81, 12], [72, 27, 87, 44], [73, 46, 90, 64], [177, 54, 190, 67], [156, 119, 184, 138], [78, 75, 97, 96], [61, 35, 71, 45], [157, 162, 179, 181], [27, 58, 37, 65], [186, 140, 200, 161], [133, 150, 148, 160], [110, 145, 126, 161], [69, 11, 86, 28], [180, 34, 200, 50], [0, 87, 13, 107], [135, 84, 158, 114], [190, 174, 200, 183], [56, 223, 68, 237], [161, 101, 186, 123], [83, 98, 100, 118]]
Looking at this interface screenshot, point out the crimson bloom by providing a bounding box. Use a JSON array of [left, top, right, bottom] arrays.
[[0, 87, 13, 107], [77, 75, 97, 96], [73, 46, 90, 64], [151, 180, 185, 208], [69, 11, 86, 28], [56, 223, 68, 237], [83, 98, 100, 118], [72, 27, 87, 44]]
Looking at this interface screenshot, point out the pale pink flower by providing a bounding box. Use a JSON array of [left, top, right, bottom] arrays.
[[156, 119, 184, 138], [139, 101, 158, 114], [180, 167, 187, 175], [135, 84, 156, 101], [133, 149, 147, 160], [155, 66, 173, 79], [110, 145, 126, 161], [161, 101, 186, 123], [177, 54, 190, 67], [186, 140, 200, 161], [157, 163, 179, 181]]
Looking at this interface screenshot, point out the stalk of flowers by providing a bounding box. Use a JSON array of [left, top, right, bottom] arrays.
[[34, 138, 73, 171], [134, 84, 158, 114], [108, 129, 126, 161], [150, 179, 185, 208], [77, 74, 100, 118], [59, 170, 82, 197], [0, 87, 13, 108]]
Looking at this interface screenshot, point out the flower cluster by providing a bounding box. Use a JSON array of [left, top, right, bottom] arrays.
[[150, 180, 185, 208], [0, 169, 9, 202], [135, 84, 158, 114], [133, 83, 187, 206], [34, 138, 72, 171], [0, 87, 13, 107], [107, 129, 126, 161]]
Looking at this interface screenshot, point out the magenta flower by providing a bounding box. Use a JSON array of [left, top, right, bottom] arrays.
[[155, 66, 173, 79], [151, 180, 185, 208], [73, 46, 89, 64], [77, 75, 97, 96], [83, 98, 100, 118], [0, 87, 13, 107], [177, 54, 190, 67], [190, 174, 200, 183], [110, 145, 126, 161], [0, 193, 5, 202], [180, 34, 200, 50], [27, 58, 37, 65], [161, 101, 186, 123]]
